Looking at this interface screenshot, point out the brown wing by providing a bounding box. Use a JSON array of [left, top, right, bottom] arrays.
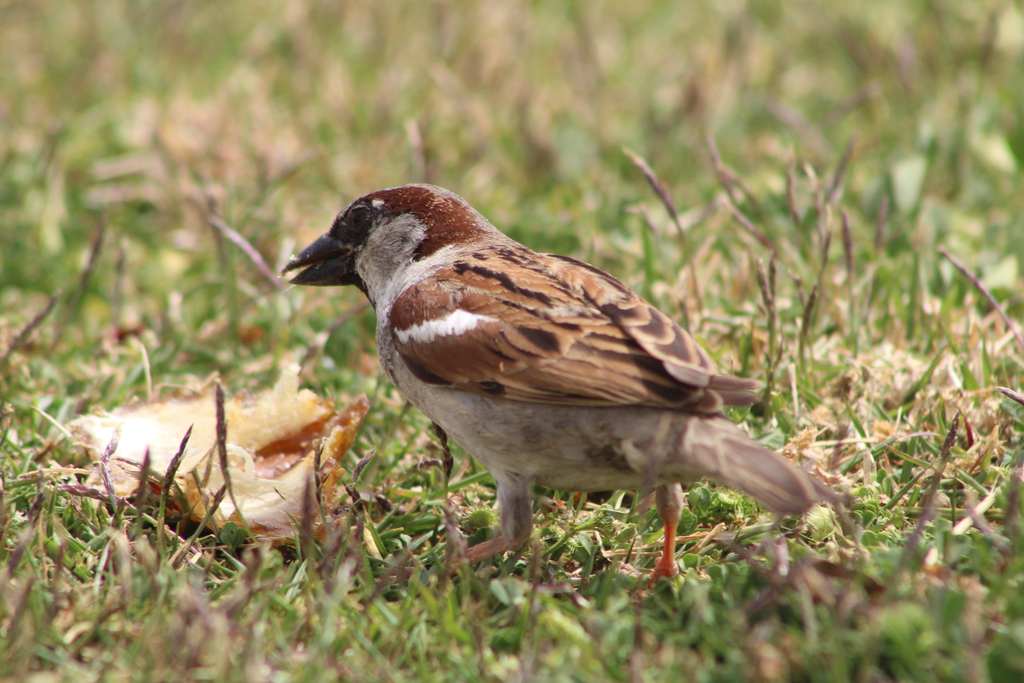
[[388, 246, 758, 412]]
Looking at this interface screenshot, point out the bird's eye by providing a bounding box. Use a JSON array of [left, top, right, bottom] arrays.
[[348, 204, 372, 230]]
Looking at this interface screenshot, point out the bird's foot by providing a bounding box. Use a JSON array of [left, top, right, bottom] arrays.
[[648, 543, 679, 585], [464, 535, 514, 565]]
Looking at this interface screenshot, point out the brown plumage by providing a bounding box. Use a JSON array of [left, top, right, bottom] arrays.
[[284, 184, 836, 578]]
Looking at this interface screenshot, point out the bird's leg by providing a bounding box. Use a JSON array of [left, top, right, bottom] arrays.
[[465, 474, 533, 564], [650, 483, 684, 582], [431, 422, 453, 481]]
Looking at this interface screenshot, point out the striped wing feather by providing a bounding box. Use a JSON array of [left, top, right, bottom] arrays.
[[388, 248, 759, 412]]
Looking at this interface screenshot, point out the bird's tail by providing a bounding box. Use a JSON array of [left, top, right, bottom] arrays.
[[670, 415, 836, 515]]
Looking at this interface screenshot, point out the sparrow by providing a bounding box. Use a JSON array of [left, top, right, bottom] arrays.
[[283, 184, 835, 578]]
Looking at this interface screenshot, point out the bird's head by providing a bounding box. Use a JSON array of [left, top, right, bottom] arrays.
[[281, 184, 497, 301]]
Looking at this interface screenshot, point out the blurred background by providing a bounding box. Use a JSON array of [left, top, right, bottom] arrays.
[[2, 0, 1024, 458], [2, 0, 1021, 412]]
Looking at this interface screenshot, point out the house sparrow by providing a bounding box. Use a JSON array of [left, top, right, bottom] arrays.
[[283, 184, 834, 578]]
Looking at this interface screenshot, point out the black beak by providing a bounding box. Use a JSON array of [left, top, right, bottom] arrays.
[[281, 234, 359, 287]]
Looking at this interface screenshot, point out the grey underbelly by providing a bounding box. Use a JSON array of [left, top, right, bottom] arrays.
[[385, 353, 697, 490]]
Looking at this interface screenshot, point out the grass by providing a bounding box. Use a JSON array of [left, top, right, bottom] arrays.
[[2, 0, 1024, 680]]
